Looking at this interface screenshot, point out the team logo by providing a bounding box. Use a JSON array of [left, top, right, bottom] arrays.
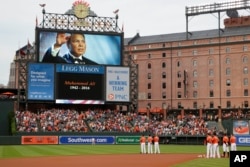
[[108, 94, 114, 100]]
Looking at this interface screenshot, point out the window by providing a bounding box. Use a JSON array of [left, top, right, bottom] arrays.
[[162, 82, 166, 89], [243, 45, 248, 52], [148, 73, 151, 79], [209, 48, 214, 55], [193, 102, 198, 109], [225, 58, 230, 64], [243, 67, 248, 74], [243, 56, 248, 63], [178, 82, 181, 88], [226, 68, 231, 75], [162, 52, 166, 57], [162, 72, 166, 78], [177, 51, 181, 56], [193, 60, 197, 66], [162, 92, 166, 99], [193, 70, 197, 77], [162, 44, 166, 48], [209, 101, 214, 108], [225, 47, 231, 53], [226, 79, 231, 86], [177, 92, 181, 98], [193, 81, 198, 88], [147, 103, 151, 109], [147, 63, 151, 69], [177, 71, 181, 78], [243, 35, 248, 41], [148, 83, 151, 89], [148, 54, 151, 59], [193, 91, 197, 98], [177, 61, 181, 67], [162, 103, 167, 109], [209, 69, 214, 76], [209, 90, 214, 97], [226, 101, 231, 108], [177, 102, 182, 108], [243, 78, 248, 86], [226, 90, 231, 97], [193, 50, 197, 56], [162, 62, 166, 68], [208, 59, 214, 65], [244, 89, 248, 96], [147, 93, 151, 99], [209, 80, 214, 87], [244, 101, 249, 108], [193, 41, 198, 45]]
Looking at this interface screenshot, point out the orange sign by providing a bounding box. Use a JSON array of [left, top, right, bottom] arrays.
[[21, 136, 58, 145]]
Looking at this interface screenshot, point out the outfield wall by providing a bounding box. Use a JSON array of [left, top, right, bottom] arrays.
[[0, 134, 206, 145], [1, 134, 250, 146]]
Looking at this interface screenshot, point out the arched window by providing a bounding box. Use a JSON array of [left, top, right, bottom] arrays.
[[147, 63, 151, 69]]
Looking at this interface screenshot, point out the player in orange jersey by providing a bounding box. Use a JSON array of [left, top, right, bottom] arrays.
[[230, 134, 237, 151], [206, 131, 213, 158], [147, 134, 153, 154], [212, 132, 220, 158], [140, 134, 146, 154], [153, 134, 160, 154], [222, 133, 229, 158]]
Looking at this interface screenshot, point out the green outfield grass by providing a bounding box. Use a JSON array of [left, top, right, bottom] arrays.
[[0, 144, 249, 167]]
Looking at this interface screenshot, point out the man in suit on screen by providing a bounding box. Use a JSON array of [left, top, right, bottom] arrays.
[[42, 33, 98, 65]]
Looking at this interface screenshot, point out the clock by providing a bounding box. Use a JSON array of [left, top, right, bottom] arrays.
[[74, 4, 89, 19]]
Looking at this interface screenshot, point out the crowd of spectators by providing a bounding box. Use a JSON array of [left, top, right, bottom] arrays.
[[15, 109, 88, 133], [15, 108, 249, 135]]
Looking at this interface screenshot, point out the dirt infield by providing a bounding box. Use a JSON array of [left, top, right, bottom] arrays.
[[0, 153, 198, 167]]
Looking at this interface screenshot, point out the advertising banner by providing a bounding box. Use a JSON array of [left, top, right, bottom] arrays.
[[27, 63, 55, 100], [59, 136, 115, 144], [106, 66, 130, 102], [233, 120, 249, 135], [21, 136, 58, 145], [235, 135, 250, 146], [116, 136, 140, 144]]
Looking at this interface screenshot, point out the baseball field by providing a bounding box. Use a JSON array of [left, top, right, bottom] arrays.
[[0, 145, 248, 167]]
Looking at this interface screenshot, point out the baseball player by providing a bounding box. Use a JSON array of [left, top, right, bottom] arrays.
[[212, 132, 220, 158], [222, 133, 229, 158], [140, 134, 146, 154], [230, 134, 237, 151], [153, 134, 160, 154], [147, 134, 153, 154], [206, 131, 213, 158]]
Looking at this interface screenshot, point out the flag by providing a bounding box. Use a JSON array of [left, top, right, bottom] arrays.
[[36, 16, 38, 27], [20, 50, 26, 56]]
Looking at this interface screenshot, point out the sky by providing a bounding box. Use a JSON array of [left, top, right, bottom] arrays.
[[0, 0, 247, 86]]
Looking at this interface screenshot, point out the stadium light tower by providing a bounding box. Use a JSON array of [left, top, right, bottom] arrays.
[[185, 0, 250, 39]]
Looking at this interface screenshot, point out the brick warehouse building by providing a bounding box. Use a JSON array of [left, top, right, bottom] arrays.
[[124, 15, 250, 118]]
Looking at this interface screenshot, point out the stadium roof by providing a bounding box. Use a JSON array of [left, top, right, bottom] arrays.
[[124, 26, 250, 45]]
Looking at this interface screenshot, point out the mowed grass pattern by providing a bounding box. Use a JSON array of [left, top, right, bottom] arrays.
[[0, 145, 249, 167]]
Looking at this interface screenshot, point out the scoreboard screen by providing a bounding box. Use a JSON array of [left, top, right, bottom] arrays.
[[55, 64, 105, 104], [36, 28, 123, 66]]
